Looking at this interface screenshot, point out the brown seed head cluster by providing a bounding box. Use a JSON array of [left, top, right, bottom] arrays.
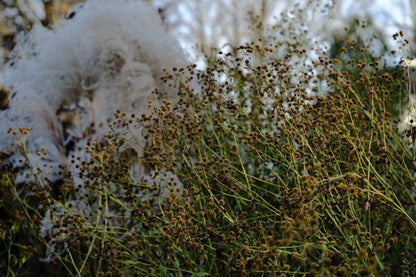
[[1, 6, 416, 277]]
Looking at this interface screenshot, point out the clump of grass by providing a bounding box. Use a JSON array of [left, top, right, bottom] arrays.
[[137, 34, 415, 276], [1, 13, 416, 277]]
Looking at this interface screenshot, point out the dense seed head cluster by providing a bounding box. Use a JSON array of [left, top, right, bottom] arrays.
[[1, 3, 416, 277]]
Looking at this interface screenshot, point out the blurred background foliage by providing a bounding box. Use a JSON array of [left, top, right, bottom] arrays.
[[1, 0, 416, 65]]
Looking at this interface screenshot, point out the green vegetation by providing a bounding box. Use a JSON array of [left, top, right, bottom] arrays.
[[1, 5, 416, 277]]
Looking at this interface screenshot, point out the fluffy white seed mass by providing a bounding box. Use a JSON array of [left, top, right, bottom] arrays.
[[0, 0, 189, 193]]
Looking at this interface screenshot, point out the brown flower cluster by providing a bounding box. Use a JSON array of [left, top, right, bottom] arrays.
[[1, 15, 416, 277]]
